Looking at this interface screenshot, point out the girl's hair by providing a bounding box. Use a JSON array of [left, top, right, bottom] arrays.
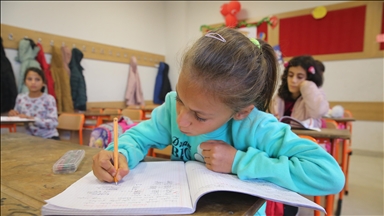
[[277, 55, 323, 101], [24, 67, 46, 92], [180, 27, 278, 112]]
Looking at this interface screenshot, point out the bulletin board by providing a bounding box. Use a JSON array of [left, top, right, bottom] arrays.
[[203, 1, 384, 62]]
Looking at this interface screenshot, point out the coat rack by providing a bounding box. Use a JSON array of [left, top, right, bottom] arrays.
[[1, 24, 165, 68]]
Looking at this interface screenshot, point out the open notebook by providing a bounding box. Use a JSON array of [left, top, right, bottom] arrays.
[[42, 161, 325, 215], [0, 116, 34, 122], [279, 116, 321, 131]]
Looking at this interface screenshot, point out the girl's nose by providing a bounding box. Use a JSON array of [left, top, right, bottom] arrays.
[[177, 108, 191, 128]]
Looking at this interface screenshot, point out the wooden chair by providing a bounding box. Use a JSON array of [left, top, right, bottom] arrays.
[[57, 113, 85, 145], [121, 108, 143, 121], [298, 135, 331, 216], [341, 110, 353, 195], [101, 108, 122, 123], [83, 108, 102, 130]]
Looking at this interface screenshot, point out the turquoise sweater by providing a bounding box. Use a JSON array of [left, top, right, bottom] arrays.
[[106, 91, 344, 214]]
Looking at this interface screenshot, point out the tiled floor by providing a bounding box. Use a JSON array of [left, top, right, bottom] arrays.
[[299, 153, 384, 216]]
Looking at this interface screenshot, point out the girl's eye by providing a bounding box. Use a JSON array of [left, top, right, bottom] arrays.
[[175, 96, 182, 104], [194, 113, 207, 122]]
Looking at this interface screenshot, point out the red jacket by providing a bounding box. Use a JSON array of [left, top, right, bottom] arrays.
[[36, 43, 56, 100]]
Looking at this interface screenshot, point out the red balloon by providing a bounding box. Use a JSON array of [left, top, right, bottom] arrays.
[[270, 16, 279, 29], [228, 1, 241, 15], [225, 14, 238, 28], [220, 3, 229, 16]]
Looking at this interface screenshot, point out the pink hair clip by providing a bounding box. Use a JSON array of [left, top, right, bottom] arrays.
[[283, 61, 289, 68], [308, 66, 315, 74]]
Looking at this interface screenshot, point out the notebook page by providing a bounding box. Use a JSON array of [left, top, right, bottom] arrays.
[[43, 161, 193, 215], [185, 161, 325, 213]]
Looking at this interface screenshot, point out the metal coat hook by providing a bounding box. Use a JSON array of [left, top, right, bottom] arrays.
[[109, 50, 112, 55], [117, 53, 120, 57], [82, 45, 86, 51], [38, 38, 42, 43], [8, 33, 13, 40], [101, 49, 104, 54], [24, 36, 28, 39], [50, 40, 54, 46], [73, 44, 76, 48], [124, 54, 127, 58], [62, 42, 65, 47], [92, 47, 95, 53]]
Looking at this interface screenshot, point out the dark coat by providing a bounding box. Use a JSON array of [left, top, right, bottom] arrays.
[[69, 48, 87, 111], [0, 37, 18, 113], [153, 62, 171, 104]]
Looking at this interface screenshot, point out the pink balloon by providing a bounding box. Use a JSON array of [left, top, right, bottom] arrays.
[[228, 1, 241, 15], [220, 3, 229, 16], [225, 14, 238, 28]]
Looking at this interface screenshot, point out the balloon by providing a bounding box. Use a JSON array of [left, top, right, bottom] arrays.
[[270, 16, 278, 29], [225, 14, 238, 28], [312, 6, 327, 19], [228, 1, 241, 15], [220, 4, 229, 16]]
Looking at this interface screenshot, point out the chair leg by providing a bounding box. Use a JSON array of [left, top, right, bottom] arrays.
[[314, 196, 321, 216], [79, 130, 83, 145], [325, 194, 334, 216]]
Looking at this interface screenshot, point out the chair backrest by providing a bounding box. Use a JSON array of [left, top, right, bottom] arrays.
[[121, 109, 143, 120], [87, 108, 103, 114], [343, 110, 353, 118], [298, 135, 318, 143], [325, 119, 338, 129], [57, 113, 85, 131], [103, 108, 121, 115]]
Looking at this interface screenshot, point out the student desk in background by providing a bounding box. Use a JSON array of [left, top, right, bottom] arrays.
[[292, 128, 351, 216], [0, 116, 35, 133], [1, 133, 265, 216]]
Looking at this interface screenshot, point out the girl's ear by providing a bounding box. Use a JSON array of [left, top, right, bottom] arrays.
[[233, 104, 254, 120]]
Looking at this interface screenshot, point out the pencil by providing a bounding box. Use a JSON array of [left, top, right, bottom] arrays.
[[113, 117, 119, 185]]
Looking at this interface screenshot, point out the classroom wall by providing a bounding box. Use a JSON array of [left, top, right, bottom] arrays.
[[1, 1, 166, 102], [2, 1, 383, 154], [168, 1, 383, 154]]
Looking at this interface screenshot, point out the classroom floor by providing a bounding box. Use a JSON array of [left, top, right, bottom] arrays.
[[299, 152, 384, 216]]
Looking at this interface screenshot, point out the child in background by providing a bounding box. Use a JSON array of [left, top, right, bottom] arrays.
[[271, 55, 329, 129], [8, 67, 59, 140], [92, 28, 344, 215]]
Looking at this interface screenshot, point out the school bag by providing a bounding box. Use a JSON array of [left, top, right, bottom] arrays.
[[88, 116, 138, 149]]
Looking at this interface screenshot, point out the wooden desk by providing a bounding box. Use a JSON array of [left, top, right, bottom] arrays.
[[1, 133, 265, 216], [292, 128, 351, 216], [292, 128, 351, 140], [322, 117, 356, 123], [0, 117, 35, 133]]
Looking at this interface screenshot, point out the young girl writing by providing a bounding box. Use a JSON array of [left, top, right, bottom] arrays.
[[271, 55, 329, 129], [8, 67, 59, 140], [92, 28, 344, 215]]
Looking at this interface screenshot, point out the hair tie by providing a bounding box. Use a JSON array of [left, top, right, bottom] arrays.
[[205, 32, 226, 43], [308, 66, 316, 74], [283, 61, 289, 68], [249, 38, 261, 49]]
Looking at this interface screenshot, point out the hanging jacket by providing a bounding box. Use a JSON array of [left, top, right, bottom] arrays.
[[69, 48, 87, 111], [125, 56, 145, 106], [35, 43, 56, 100], [153, 62, 171, 104], [15, 38, 41, 93], [0, 37, 18, 113], [50, 46, 74, 113], [61, 46, 72, 77]]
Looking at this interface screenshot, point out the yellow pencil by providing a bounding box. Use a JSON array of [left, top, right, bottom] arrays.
[[113, 117, 119, 185]]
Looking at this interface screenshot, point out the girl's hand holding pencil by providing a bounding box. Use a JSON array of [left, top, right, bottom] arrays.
[[92, 149, 129, 183]]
